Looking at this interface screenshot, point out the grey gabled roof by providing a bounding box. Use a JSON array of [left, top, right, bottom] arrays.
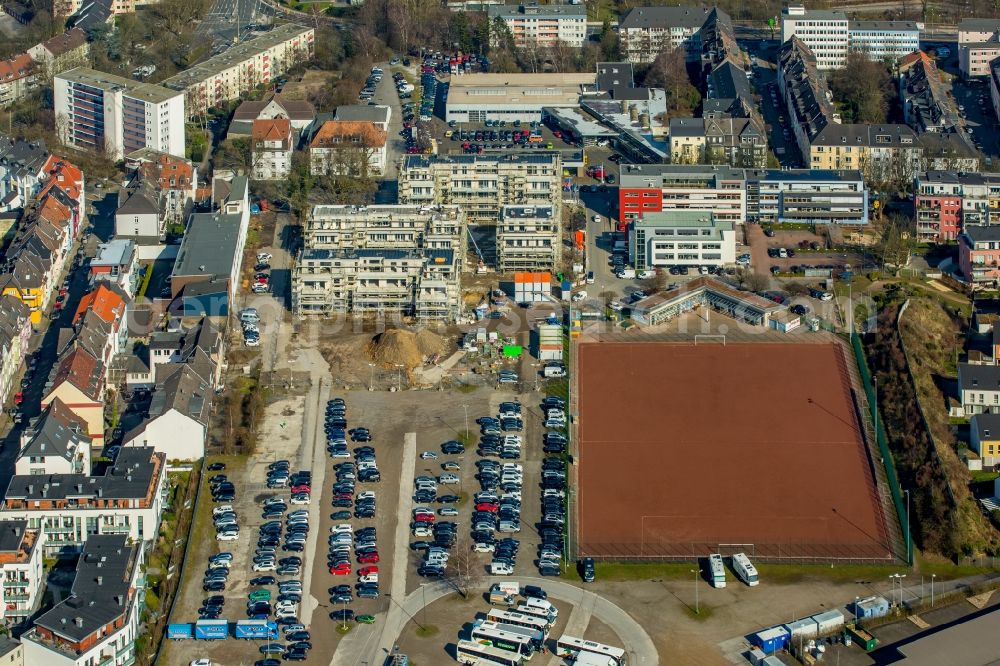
[[619, 6, 712, 30], [172, 211, 243, 278], [959, 362, 1000, 391], [116, 176, 160, 216], [19, 399, 92, 462]]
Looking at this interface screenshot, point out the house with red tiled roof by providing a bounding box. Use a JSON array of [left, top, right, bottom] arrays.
[[41, 347, 105, 441], [0, 53, 37, 108], [73, 283, 129, 361], [251, 118, 293, 181], [36, 155, 85, 237], [309, 120, 387, 177], [125, 149, 197, 224]]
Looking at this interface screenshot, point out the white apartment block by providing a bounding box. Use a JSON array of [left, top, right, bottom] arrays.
[[22, 535, 143, 666], [0, 448, 166, 555], [618, 6, 714, 64], [398, 153, 562, 225], [781, 6, 849, 69], [162, 24, 315, 117], [959, 20, 1000, 77], [251, 119, 293, 181], [0, 520, 45, 626], [302, 204, 465, 253], [54, 68, 185, 160], [848, 21, 922, 62], [618, 164, 747, 225], [488, 4, 587, 48], [630, 210, 736, 270], [497, 205, 561, 272]]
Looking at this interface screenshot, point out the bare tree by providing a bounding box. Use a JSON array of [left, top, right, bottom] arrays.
[[640, 271, 668, 293], [443, 536, 485, 599]]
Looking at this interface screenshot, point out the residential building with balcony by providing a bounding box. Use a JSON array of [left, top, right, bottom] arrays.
[[309, 120, 387, 177], [16, 398, 92, 476], [0, 520, 44, 625], [618, 6, 716, 64], [398, 153, 562, 225], [746, 169, 869, 225], [54, 68, 185, 160], [0, 447, 166, 554], [301, 204, 464, 254], [251, 119, 292, 181], [21, 535, 143, 666], [913, 171, 1000, 241], [960, 224, 1000, 286], [617, 164, 746, 226], [0, 295, 30, 407], [88, 240, 138, 296], [497, 205, 560, 272], [630, 210, 735, 270], [488, 4, 586, 48], [123, 149, 197, 227], [0, 135, 49, 214], [0, 54, 37, 109], [161, 24, 315, 117]]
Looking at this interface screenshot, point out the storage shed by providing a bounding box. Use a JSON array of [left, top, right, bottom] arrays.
[[811, 609, 846, 635], [851, 596, 890, 620], [751, 627, 790, 653], [784, 617, 818, 640]]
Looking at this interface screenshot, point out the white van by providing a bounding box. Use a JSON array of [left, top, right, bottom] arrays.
[[239, 308, 260, 323], [522, 596, 558, 618], [490, 561, 514, 575]]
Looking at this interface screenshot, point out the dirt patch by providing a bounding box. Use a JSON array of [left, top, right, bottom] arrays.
[[279, 68, 334, 100]]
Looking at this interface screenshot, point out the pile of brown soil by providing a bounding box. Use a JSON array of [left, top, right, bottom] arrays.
[[367, 329, 423, 368]]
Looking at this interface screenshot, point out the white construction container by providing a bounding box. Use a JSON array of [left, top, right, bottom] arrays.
[[811, 609, 845, 635], [784, 617, 818, 640]]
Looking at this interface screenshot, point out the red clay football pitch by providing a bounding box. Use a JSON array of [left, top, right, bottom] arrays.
[[575, 341, 893, 561]]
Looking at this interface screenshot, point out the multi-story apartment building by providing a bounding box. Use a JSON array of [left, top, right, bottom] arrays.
[[0, 54, 37, 109], [0, 135, 50, 214], [630, 210, 735, 270], [54, 68, 185, 159], [497, 205, 561, 272], [899, 51, 961, 134], [747, 169, 869, 226], [398, 153, 562, 225], [16, 398, 92, 476], [22, 535, 143, 666], [960, 225, 1000, 286], [293, 204, 465, 319], [0, 295, 30, 409], [913, 171, 1000, 241], [26, 28, 89, 80], [0, 520, 44, 626], [848, 21, 921, 62], [617, 164, 746, 226], [488, 4, 587, 48], [618, 6, 715, 64], [251, 118, 292, 181], [959, 362, 1000, 413], [162, 24, 314, 117], [781, 5, 850, 70], [781, 5, 920, 69], [959, 19, 1000, 78], [0, 447, 166, 554], [309, 120, 387, 177]]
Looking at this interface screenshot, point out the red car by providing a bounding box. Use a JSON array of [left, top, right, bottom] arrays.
[[358, 566, 379, 576], [330, 564, 351, 575], [475, 503, 499, 513], [290, 484, 311, 494], [13, 392, 23, 405], [357, 552, 380, 564], [412, 512, 435, 522]]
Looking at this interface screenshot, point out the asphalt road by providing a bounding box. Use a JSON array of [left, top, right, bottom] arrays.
[[951, 78, 1000, 159], [196, 0, 270, 52]]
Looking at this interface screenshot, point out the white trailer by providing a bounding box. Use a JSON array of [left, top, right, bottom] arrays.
[[708, 553, 726, 588], [732, 552, 759, 586]]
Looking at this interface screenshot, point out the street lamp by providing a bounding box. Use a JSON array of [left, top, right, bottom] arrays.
[[904, 488, 911, 565], [691, 568, 702, 614], [931, 574, 936, 607], [462, 404, 469, 441], [368, 362, 375, 391], [394, 363, 405, 391]]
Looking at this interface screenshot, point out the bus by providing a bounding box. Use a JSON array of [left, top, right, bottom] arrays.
[[470, 624, 535, 659], [486, 609, 551, 638], [474, 619, 543, 652], [555, 635, 627, 666], [514, 603, 556, 627], [708, 553, 726, 589], [731, 552, 758, 587], [456, 639, 523, 665]]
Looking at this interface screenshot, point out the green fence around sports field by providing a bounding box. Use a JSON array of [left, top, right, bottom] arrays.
[[850, 329, 912, 565]]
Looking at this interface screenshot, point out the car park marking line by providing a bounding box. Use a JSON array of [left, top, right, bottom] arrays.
[[300, 375, 329, 626]]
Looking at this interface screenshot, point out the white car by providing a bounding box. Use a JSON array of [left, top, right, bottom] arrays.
[[438, 473, 460, 485], [357, 491, 376, 501], [245, 337, 261, 348], [216, 531, 239, 541], [257, 252, 272, 262], [412, 526, 432, 537], [420, 451, 438, 459], [358, 573, 378, 584], [289, 495, 310, 505], [490, 561, 514, 575], [213, 505, 234, 516], [593, 214, 601, 224], [253, 561, 276, 572], [637, 270, 654, 279], [609, 301, 624, 311], [571, 290, 587, 302], [474, 542, 496, 553], [438, 507, 459, 516]]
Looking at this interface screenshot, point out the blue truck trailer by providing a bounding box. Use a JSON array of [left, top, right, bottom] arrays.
[[194, 619, 229, 640], [167, 624, 193, 640], [234, 619, 279, 640]]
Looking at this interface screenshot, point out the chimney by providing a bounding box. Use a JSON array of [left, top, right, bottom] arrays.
[[97, 576, 103, 585], [74, 617, 83, 628]]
